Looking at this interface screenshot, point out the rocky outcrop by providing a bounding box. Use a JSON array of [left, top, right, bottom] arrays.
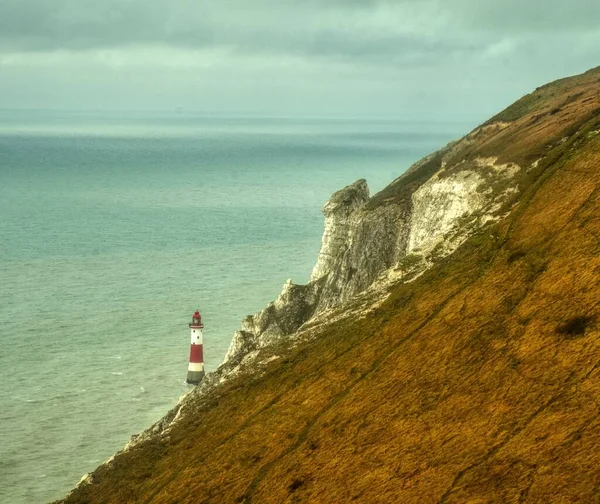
[[223, 128, 524, 365], [314, 202, 411, 310], [309, 178, 411, 310], [223, 278, 324, 364], [310, 179, 370, 281]]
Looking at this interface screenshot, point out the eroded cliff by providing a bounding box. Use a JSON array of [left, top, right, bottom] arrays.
[[223, 119, 524, 365]]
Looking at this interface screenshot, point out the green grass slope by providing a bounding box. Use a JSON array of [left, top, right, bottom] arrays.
[[60, 67, 600, 504]]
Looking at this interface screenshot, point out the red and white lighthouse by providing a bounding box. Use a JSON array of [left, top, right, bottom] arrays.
[[186, 310, 205, 385]]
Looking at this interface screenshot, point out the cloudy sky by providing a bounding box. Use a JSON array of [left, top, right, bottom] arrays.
[[0, 0, 598, 120]]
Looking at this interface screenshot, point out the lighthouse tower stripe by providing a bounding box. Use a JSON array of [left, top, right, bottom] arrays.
[[189, 344, 204, 363], [188, 362, 204, 372]]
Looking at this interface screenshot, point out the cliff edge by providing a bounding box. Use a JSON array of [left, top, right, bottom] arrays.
[[224, 111, 523, 366], [59, 66, 600, 504]]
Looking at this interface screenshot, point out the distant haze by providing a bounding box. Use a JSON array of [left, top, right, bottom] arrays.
[[0, 0, 598, 120]]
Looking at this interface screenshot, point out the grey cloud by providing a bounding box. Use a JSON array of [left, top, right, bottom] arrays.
[[0, 0, 190, 51], [0, 0, 597, 118], [2, 0, 596, 58], [452, 0, 600, 33], [0, 0, 482, 70]]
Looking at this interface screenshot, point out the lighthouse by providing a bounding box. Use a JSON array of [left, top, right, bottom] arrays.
[[187, 310, 205, 385]]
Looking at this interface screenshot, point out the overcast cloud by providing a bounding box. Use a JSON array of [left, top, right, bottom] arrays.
[[0, 0, 598, 118]]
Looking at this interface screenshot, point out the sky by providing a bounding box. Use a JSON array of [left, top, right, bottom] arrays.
[[0, 0, 599, 120]]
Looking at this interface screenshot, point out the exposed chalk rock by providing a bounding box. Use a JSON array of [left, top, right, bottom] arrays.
[[408, 170, 487, 255], [315, 202, 412, 311], [224, 130, 523, 367], [223, 278, 325, 364], [310, 179, 370, 282]]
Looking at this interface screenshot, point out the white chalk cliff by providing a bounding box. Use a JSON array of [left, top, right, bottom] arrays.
[[223, 122, 522, 365]]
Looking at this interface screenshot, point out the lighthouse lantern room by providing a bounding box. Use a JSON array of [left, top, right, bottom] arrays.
[[186, 310, 205, 385]]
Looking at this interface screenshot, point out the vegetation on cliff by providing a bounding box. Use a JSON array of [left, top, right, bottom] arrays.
[[60, 66, 600, 503]]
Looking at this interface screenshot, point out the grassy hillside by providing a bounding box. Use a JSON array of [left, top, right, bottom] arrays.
[[60, 67, 600, 503]]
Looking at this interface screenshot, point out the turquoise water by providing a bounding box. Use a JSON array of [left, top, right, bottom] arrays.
[[0, 111, 469, 503]]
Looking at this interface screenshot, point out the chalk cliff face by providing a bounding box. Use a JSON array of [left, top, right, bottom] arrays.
[[313, 187, 410, 311], [310, 178, 370, 282], [223, 278, 324, 364], [224, 124, 523, 365]]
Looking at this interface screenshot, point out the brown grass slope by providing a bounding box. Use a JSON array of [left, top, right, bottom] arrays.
[[61, 68, 600, 503]]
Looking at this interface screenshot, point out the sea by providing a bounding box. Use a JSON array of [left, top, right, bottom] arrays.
[[0, 110, 470, 503]]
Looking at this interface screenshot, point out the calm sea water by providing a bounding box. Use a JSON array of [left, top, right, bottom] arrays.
[[0, 111, 469, 503]]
